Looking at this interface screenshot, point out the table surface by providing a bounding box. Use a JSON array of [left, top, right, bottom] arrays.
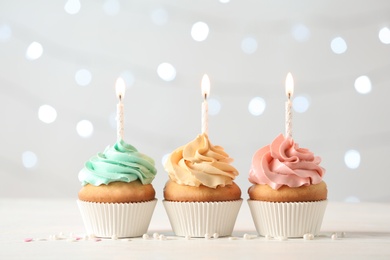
[[1, 199, 390, 259]]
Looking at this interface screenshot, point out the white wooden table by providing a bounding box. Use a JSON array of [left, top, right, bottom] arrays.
[[1, 199, 390, 259]]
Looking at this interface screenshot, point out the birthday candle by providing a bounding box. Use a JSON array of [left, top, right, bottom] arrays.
[[285, 72, 294, 139], [201, 74, 210, 135], [115, 77, 126, 141]]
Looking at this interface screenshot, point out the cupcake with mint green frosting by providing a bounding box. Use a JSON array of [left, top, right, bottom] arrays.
[[77, 139, 157, 238]]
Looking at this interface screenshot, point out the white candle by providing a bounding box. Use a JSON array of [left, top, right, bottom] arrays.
[[201, 74, 210, 135], [285, 72, 294, 138], [115, 77, 126, 141]]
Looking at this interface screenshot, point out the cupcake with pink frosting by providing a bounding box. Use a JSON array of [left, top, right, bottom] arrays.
[[248, 134, 327, 238]]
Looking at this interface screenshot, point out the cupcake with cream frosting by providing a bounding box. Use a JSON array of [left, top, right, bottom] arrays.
[[163, 133, 242, 237], [248, 134, 327, 238], [77, 139, 157, 238]]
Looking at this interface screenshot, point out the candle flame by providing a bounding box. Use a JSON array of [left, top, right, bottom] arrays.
[[115, 77, 126, 100], [201, 74, 210, 99], [285, 72, 294, 98]]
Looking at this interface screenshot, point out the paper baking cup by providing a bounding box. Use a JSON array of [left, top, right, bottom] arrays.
[[77, 199, 157, 238], [248, 200, 327, 238], [163, 199, 242, 237]]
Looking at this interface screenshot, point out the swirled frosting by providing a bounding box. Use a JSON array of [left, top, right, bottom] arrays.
[[164, 133, 239, 188], [249, 134, 325, 190], [79, 139, 157, 186]]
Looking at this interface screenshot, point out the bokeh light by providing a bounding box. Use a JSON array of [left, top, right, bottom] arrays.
[[103, 0, 120, 16], [248, 97, 266, 116], [191, 22, 209, 42], [293, 95, 310, 113], [161, 153, 170, 167], [344, 149, 361, 169], [291, 23, 310, 42], [378, 27, 390, 44], [208, 98, 221, 116], [75, 69, 92, 86], [38, 105, 57, 124], [64, 0, 81, 15], [331, 37, 347, 54], [22, 151, 38, 169], [241, 37, 258, 54], [120, 71, 135, 88], [151, 8, 168, 26], [76, 120, 94, 138], [354, 75, 372, 94], [157, 63, 176, 82], [26, 42, 43, 60], [0, 24, 12, 42]]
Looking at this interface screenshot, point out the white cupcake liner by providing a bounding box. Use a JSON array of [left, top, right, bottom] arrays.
[[163, 199, 242, 237], [247, 200, 327, 238], [77, 199, 157, 238]]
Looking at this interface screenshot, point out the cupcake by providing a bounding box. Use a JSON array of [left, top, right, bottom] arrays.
[[163, 133, 242, 237], [77, 139, 157, 238], [248, 134, 327, 238]]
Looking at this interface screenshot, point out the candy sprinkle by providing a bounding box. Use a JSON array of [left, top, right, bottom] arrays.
[[243, 233, 251, 240], [24, 238, 33, 242], [49, 234, 58, 240], [303, 233, 314, 240]]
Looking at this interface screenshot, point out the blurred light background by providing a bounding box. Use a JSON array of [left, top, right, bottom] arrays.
[[1, 0, 390, 202]]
